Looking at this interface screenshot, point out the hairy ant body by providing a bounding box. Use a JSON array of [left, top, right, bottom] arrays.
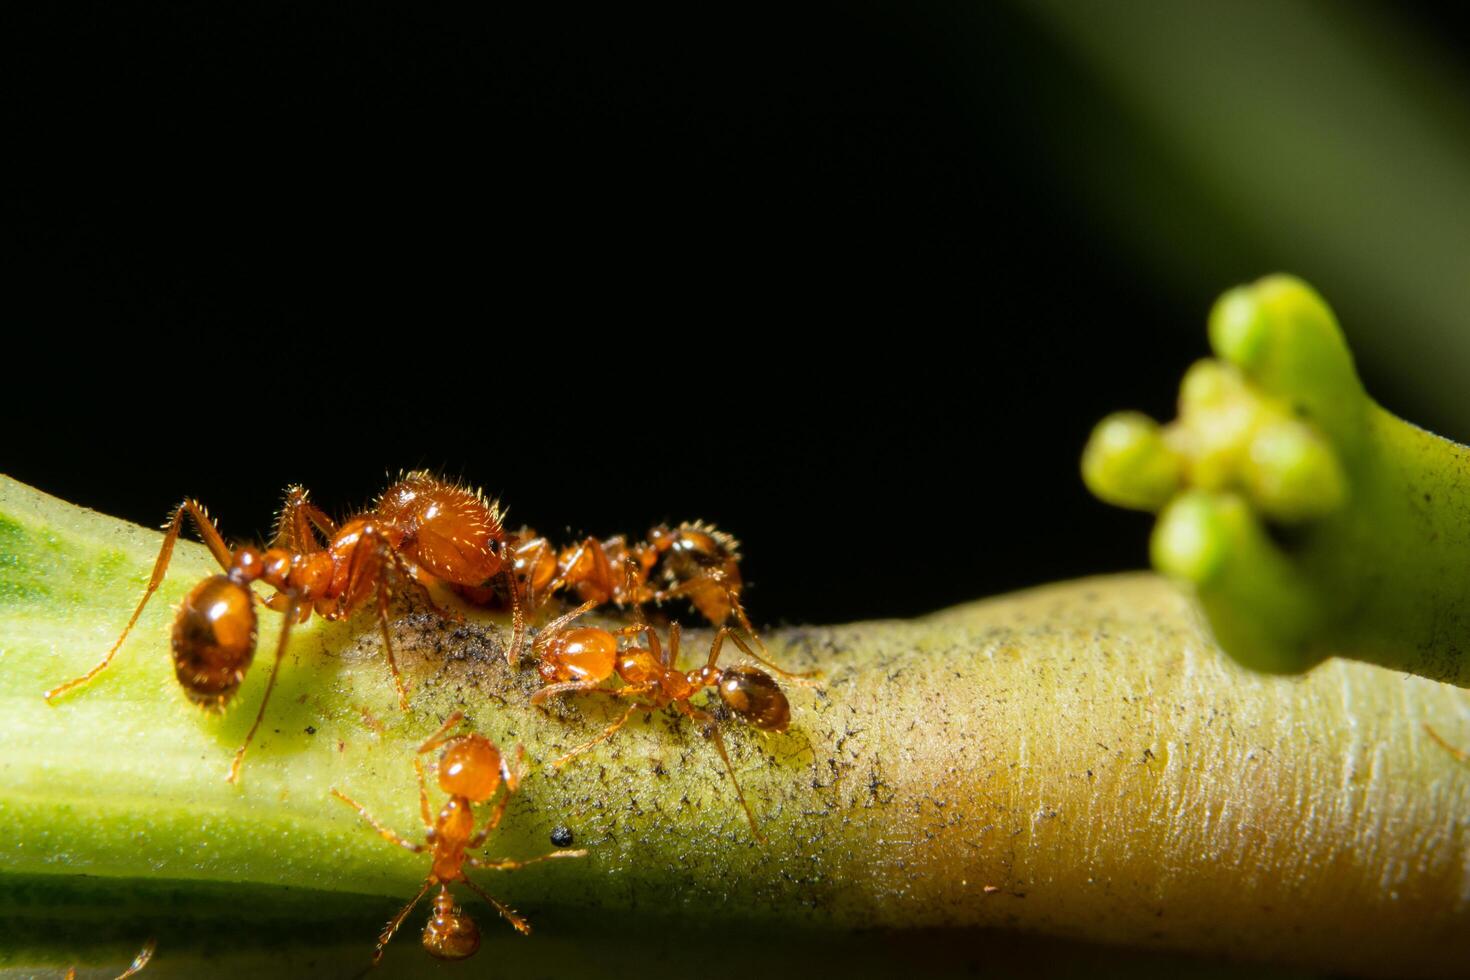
[[530, 603, 796, 842], [63, 938, 155, 980], [45, 472, 519, 781], [332, 713, 585, 966]]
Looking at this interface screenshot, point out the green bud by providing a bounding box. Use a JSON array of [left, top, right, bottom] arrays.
[[1244, 419, 1348, 522], [1081, 412, 1182, 512]]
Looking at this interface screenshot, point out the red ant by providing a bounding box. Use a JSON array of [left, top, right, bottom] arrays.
[[45, 472, 522, 782], [63, 939, 155, 980], [507, 520, 776, 651], [332, 712, 585, 966], [530, 603, 796, 842]]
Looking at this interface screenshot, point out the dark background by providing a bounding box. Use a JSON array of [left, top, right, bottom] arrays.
[[7, 2, 1465, 625]]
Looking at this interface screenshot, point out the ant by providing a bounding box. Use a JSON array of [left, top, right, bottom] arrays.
[[63, 938, 155, 980], [45, 472, 522, 782], [510, 520, 774, 652], [529, 603, 797, 842], [332, 712, 586, 966]]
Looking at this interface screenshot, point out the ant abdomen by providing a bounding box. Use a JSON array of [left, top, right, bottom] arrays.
[[540, 628, 617, 684], [171, 575, 257, 709], [718, 665, 789, 733], [422, 887, 480, 960]]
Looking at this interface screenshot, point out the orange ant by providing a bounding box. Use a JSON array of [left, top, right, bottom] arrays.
[[530, 603, 795, 842], [62, 938, 155, 980], [331, 712, 585, 966], [45, 471, 522, 782], [509, 520, 776, 651]]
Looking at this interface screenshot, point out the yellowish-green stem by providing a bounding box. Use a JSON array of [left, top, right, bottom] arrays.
[[0, 475, 1467, 977]]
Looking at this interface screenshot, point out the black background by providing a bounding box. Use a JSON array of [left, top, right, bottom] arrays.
[[7, 3, 1453, 625]]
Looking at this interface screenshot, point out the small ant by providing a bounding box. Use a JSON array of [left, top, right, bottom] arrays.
[[332, 712, 585, 966], [530, 603, 797, 842], [45, 472, 522, 782], [63, 938, 155, 980], [511, 521, 773, 650]]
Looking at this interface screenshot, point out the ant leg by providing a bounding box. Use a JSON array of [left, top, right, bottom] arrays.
[[468, 849, 587, 871], [116, 938, 156, 979], [62, 938, 156, 980], [710, 627, 820, 687], [412, 757, 434, 833], [502, 561, 526, 667], [725, 589, 770, 654], [468, 786, 511, 849], [372, 878, 435, 966], [1424, 723, 1470, 765], [531, 678, 608, 706], [551, 701, 647, 769], [45, 500, 229, 703], [389, 549, 463, 624], [532, 600, 601, 657], [375, 551, 412, 712], [330, 788, 427, 855], [418, 711, 467, 754], [680, 702, 767, 843], [617, 556, 643, 600], [339, 530, 411, 711], [520, 537, 552, 610], [723, 588, 821, 682], [459, 875, 531, 936], [227, 598, 300, 784], [503, 743, 525, 793], [271, 485, 334, 554]]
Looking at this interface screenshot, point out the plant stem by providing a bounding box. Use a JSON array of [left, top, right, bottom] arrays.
[[1, 475, 1467, 977]]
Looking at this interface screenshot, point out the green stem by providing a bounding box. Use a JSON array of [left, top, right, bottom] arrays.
[[1084, 275, 1470, 684], [1, 475, 1467, 977]]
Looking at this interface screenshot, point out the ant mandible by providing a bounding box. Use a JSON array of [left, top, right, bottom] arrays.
[[331, 712, 586, 966], [45, 471, 522, 782], [530, 603, 794, 842]]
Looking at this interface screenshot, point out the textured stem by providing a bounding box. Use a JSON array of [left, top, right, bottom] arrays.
[[0, 475, 1467, 977]]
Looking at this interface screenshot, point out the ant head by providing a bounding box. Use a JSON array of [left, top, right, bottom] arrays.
[[717, 666, 790, 733], [422, 887, 480, 960], [438, 734, 502, 802], [171, 575, 258, 710]]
